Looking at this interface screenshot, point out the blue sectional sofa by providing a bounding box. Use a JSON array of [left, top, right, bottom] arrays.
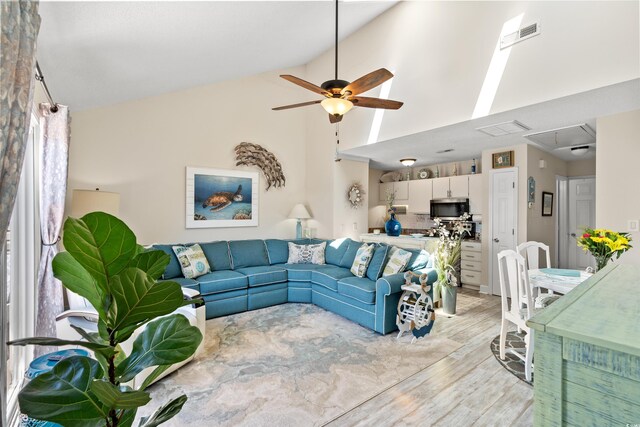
[[153, 238, 436, 335]]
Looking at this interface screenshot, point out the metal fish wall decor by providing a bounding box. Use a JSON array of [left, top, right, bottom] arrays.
[[234, 142, 285, 191]]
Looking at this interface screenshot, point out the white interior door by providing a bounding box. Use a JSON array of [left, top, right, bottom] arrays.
[[491, 169, 517, 296], [567, 177, 596, 269]]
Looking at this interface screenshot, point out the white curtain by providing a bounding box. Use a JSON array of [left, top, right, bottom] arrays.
[[35, 104, 70, 354]]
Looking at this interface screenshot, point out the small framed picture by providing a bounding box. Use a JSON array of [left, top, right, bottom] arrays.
[[542, 191, 553, 216], [492, 151, 514, 168]]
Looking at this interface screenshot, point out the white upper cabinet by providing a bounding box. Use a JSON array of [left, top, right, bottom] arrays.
[[449, 176, 469, 198], [379, 181, 409, 202], [408, 179, 432, 213], [432, 176, 469, 199], [468, 174, 483, 214]]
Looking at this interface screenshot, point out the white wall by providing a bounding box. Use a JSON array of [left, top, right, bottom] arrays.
[[526, 145, 568, 264], [304, 1, 639, 151], [332, 159, 370, 239], [567, 158, 596, 177], [69, 68, 308, 244], [596, 109, 640, 264]]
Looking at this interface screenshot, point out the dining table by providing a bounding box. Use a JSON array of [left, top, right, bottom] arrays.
[[528, 268, 593, 295]]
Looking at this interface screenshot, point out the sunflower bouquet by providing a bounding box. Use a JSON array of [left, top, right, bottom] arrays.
[[577, 228, 633, 271]]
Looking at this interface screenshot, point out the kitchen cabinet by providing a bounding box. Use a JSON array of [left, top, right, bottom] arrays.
[[379, 181, 408, 203], [468, 174, 483, 214], [460, 241, 482, 291], [407, 179, 432, 213], [432, 176, 469, 199]]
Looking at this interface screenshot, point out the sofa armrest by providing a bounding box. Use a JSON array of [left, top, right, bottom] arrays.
[[415, 267, 438, 285], [375, 273, 406, 296]]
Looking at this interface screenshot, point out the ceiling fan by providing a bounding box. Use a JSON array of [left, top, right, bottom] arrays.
[[272, 0, 403, 123]]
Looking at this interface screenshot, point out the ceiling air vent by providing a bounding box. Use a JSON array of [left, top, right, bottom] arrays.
[[476, 120, 531, 137], [501, 22, 541, 49]]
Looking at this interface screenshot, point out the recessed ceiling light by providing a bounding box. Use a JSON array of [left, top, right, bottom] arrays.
[[436, 149, 454, 154], [476, 120, 530, 137]]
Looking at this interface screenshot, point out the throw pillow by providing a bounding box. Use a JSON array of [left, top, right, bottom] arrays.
[[172, 244, 211, 279], [382, 246, 413, 276], [287, 241, 326, 265], [350, 243, 375, 278]]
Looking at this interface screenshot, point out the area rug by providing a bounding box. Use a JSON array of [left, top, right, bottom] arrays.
[[142, 303, 462, 426], [490, 332, 533, 385]]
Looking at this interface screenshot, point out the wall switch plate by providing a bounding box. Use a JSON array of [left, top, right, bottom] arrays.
[[628, 220, 639, 232]]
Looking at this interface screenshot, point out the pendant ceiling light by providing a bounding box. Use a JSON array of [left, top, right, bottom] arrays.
[[272, 0, 403, 123]]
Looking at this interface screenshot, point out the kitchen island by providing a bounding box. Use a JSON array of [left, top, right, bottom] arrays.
[[359, 233, 439, 253]]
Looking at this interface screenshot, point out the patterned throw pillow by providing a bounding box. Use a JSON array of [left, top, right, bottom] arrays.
[[287, 242, 326, 265], [172, 244, 211, 279], [382, 246, 413, 277], [350, 243, 375, 278]]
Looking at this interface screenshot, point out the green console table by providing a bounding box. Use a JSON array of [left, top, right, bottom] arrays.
[[528, 264, 640, 426]]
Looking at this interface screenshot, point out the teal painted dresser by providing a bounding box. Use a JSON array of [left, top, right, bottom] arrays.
[[528, 264, 640, 426]]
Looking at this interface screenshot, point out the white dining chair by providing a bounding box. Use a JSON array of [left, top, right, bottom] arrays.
[[497, 249, 535, 381], [517, 241, 551, 271]]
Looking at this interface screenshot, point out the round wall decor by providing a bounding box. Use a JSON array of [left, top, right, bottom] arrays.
[[347, 183, 365, 209]]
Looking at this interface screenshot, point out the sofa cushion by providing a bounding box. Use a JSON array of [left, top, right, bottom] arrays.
[[287, 241, 326, 264], [382, 246, 413, 276], [235, 265, 287, 287], [265, 239, 307, 264], [161, 277, 199, 292], [229, 240, 270, 269], [279, 263, 329, 281], [407, 249, 432, 271], [200, 241, 232, 271], [153, 244, 182, 279], [325, 238, 350, 266], [172, 244, 211, 279], [350, 243, 375, 278], [338, 239, 361, 268], [311, 266, 353, 291], [366, 243, 390, 281], [197, 270, 248, 295], [337, 276, 377, 304]]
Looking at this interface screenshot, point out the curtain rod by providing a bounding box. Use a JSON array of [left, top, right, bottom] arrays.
[[35, 61, 59, 113]]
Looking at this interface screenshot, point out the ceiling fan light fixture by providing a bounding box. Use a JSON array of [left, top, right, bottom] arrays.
[[321, 97, 353, 116], [570, 145, 590, 156], [400, 158, 416, 167]]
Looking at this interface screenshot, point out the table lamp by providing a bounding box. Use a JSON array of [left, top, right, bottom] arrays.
[[71, 188, 120, 217], [288, 204, 311, 239]]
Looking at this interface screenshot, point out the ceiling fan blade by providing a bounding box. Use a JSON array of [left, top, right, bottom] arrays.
[[341, 68, 393, 96], [272, 100, 322, 111], [329, 114, 343, 124], [280, 75, 331, 96], [350, 96, 403, 110]]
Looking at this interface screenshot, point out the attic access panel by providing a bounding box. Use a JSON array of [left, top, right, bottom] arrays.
[[523, 124, 596, 150]]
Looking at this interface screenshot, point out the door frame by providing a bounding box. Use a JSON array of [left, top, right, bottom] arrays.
[[488, 167, 519, 295]]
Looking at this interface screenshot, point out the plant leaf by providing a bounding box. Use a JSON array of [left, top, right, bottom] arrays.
[[18, 356, 108, 427], [138, 365, 171, 391], [52, 252, 106, 316], [8, 337, 113, 354], [62, 213, 138, 291], [129, 250, 170, 280], [119, 408, 138, 427], [108, 268, 187, 342], [139, 394, 188, 427], [90, 380, 151, 409], [116, 314, 203, 383]]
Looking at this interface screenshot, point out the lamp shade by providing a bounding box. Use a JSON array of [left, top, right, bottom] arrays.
[[321, 98, 353, 116], [288, 203, 311, 220], [71, 189, 120, 218]]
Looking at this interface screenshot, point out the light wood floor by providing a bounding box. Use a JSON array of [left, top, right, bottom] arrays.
[[324, 289, 534, 427]]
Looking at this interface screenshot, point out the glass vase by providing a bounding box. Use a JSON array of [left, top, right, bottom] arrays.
[[385, 213, 402, 237], [594, 254, 611, 272]]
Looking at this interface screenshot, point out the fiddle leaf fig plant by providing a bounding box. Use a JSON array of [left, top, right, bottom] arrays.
[[9, 212, 203, 427]]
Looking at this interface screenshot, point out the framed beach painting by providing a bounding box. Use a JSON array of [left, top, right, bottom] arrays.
[[186, 167, 259, 228]]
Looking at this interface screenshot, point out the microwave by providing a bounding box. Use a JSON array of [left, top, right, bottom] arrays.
[[430, 198, 470, 221]]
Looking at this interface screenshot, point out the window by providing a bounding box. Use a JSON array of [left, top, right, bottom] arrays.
[[2, 111, 40, 426]]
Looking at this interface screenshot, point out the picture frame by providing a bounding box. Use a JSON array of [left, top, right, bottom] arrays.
[[542, 191, 553, 217], [492, 151, 514, 169], [186, 166, 259, 228]]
